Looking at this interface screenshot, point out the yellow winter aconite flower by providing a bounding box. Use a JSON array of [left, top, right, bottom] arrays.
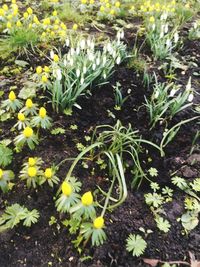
[[53, 54, 59, 62], [52, 10, 57, 16], [0, 8, 5, 16], [60, 22, 67, 30], [43, 18, 50, 25], [33, 15, 40, 24], [28, 167, 37, 177], [115, 1, 120, 8], [36, 66, 42, 74], [45, 168, 52, 178], [23, 12, 29, 19], [18, 113, 25, 121], [93, 216, 104, 229], [26, 99, 33, 108], [62, 181, 72, 196], [42, 75, 48, 83], [3, 4, 8, 11], [72, 24, 78, 31], [100, 6, 105, 12], [0, 169, 3, 179], [110, 9, 115, 15], [39, 107, 47, 118], [28, 157, 36, 166], [7, 22, 12, 29], [23, 127, 33, 138], [12, 0, 16, 3], [81, 191, 93, 206], [44, 66, 50, 73], [90, 0, 94, 4], [81, 0, 87, 4], [16, 20, 22, 27], [9, 91, 16, 101], [149, 16, 155, 23], [27, 7, 33, 15]]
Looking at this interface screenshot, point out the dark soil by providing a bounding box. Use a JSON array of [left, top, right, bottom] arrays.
[[0, 16, 200, 267]]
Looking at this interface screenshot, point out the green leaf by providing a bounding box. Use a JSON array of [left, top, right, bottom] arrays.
[[126, 234, 147, 257], [0, 144, 13, 167], [155, 216, 171, 233], [15, 60, 29, 67]]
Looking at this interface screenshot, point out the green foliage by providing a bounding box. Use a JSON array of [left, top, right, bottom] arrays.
[[0, 143, 13, 167], [0, 204, 39, 232], [126, 234, 147, 257], [51, 127, 66, 135], [155, 216, 171, 233], [0, 169, 15, 193]]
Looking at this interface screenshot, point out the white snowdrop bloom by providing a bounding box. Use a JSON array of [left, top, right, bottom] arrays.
[[164, 23, 169, 33], [96, 57, 100, 66], [80, 76, 84, 85], [65, 38, 70, 47], [163, 12, 168, 20], [90, 41, 95, 50], [103, 72, 106, 79], [56, 69, 62, 81], [92, 63, 96, 70], [112, 50, 116, 58], [116, 56, 121, 65], [117, 31, 121, 40], [67, 53, 71, 61], [160, 31, 164, 38], [69, 58, 74, 66], [174, 32, 179, 43], [88, 53, 94, 61], [120, 30, 124, 39], [83, 66, 87, 74], [50, 50, 54, 59], [76, 46, 80, 55], [170, 89, 176, 97], [70, 47, 75, 56], [188, 93, 194, 102], [76, 69, 80, 77], [154, 91, 159, 99], [80, 39, 86, 50], [107, 43, 112, 52], [63, 59, 67, 66], [87, 38, 91, 47], [166, 39, 171, 47], [186, 77, 191, 91], [193, 22, 197, 29], [152, 24, 155, 31]]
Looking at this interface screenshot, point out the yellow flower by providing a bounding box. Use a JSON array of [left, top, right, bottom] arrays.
[[55, 19, 59, 25], [115, 1, 120, 8], [52, 10, 57, 16], [50, 31, 55, 37], [81, 0, 87, 4], [23, 12, 29, 19], [81, 191, 93, 206], [13, 8, 18, 16], [0, 8, 5, 16], [23, 127, 33, 138], [110, 9, 115, 15], [39, 107, 47, 118], [33, 15, 40, 24], [93, 216, 104, 229], [62, 181, 72, 196], [54, 24, 59, 30], [72, 24, 78, 31], [41, 32, 46, 38], [7, 22, 12, 29], [90, 0, 94, 4], [7, 14, 13, 20], [149, 16, 155, 23], [27, 7, 33, 15], [28, 157, 36, 166], [53, 54, 59, 62], [45, 168, 52, 178], [36, 66, 42, 74], [3, 4, 8, 11], [18, 113, 25, 121], [42, 75, 48, 83], [29, 23, 32, 29], [44, 66, 50, 73], [106, 3, 110, 8], [9, 91, 16, 101], [28, 167, 37, 177], [0, 169, 3, 179], [12, 0, 16, 3], [60, 22, 67, 30], [100, 6, 105, 12], [16, 20, 22, 27], [26, 99, 33, 108], [43, 18, 50, 25]]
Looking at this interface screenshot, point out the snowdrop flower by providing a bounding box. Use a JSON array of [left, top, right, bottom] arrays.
[[107, 43, 112, 53], [174, 32, 179, 43], [188, 93, 194, 102], [76, 46, 80, 55], [116, 56, 121, 65], [69, 58, 74, 66], [166, 39, 171, 47], [65, 38, 70, 47], [70, 47, 75, 56], [193, 22, 197, 29], [96, 57, 100, 66], [164, 23, 169, 33], [170, 89, 176, 97], [88, 53, 94, 61], [117, 31, 121, 40], [56, 69, 62, 81], [83, 65, 87, 74], [76, 69, 80, 77], [103, 72, 106, 79], [152, 24, 156, 31], [92, 63, 96, 70], [80, 39, 86, 50], [154, 91, 159, 99], [120, 30, 124, 39], [50, 50, 54, 59], [160, 31, 164, 38], [80, 76, 84, 85]]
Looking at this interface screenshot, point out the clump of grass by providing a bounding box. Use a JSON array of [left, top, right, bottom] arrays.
[[0, 28, 39, 58]]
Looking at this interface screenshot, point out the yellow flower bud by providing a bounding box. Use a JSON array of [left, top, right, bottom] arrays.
[[12, 0, 16, 3], [28, 167, 37, 177], [33, 15, 40, 24], [43, 66, 50, 73], [9, 91, 16, 101], [0, 8, 5, 16], [45, 168, 52, 178], [81, 191, 93, 206], [16, 20, 22, 27], [0, 169, 3, 179], [53, 54, 59, 62], [7, 21, 12, 29], [60, 22, 67, 30], [81, 0, 87, 4], [110, 9, 115, 15], [62, 181, 72, 196], [93, 216, 104, 229], [27, 7, 33, 15], [36, 66, 42, 74], [149, 16, 155, 23], [43, 18, 50, 25], [52, 10, 57, 16], [42, 75, 48, 83], [23, 12, 29, 19], [39, 107, 46, 118], [115, 1, 120, 8], [23, 127, 33, 138], [3, 4, 8, 11], [18, 113, 25, 121], [90, 0, 94, 4], [26, 99, 33, 108], [72, 24, 78, 31], [100, 6, 105, 12], [28, 157, 36, 166]]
